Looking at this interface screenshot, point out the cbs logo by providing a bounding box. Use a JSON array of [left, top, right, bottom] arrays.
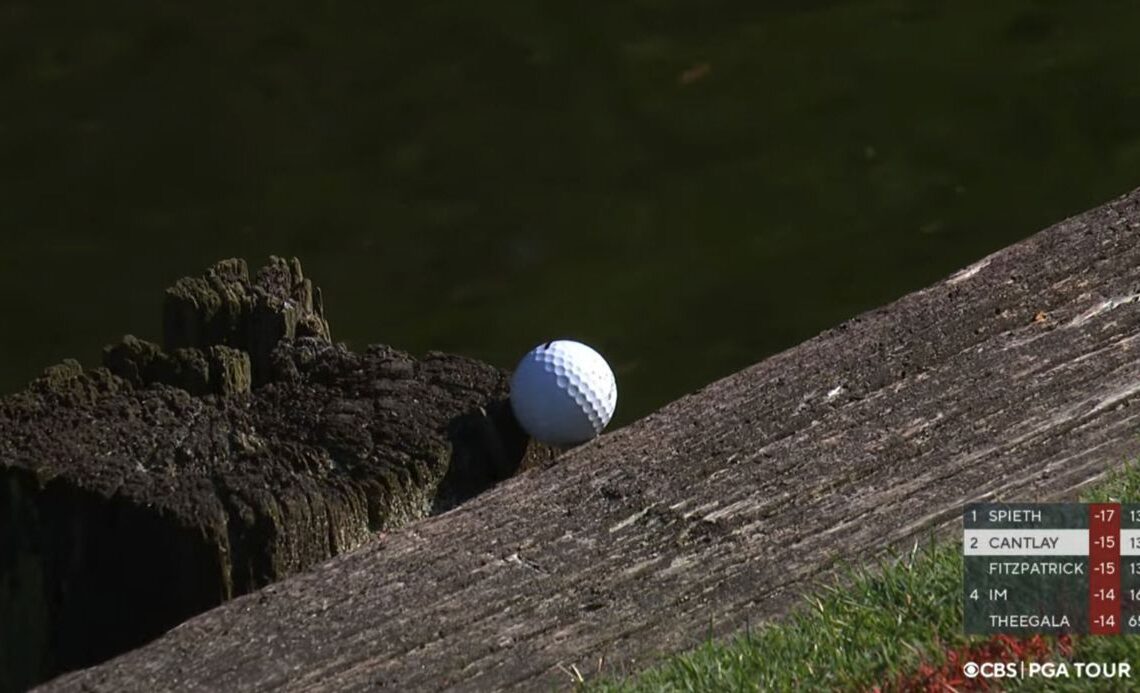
[[963, 661, 1018, 678]]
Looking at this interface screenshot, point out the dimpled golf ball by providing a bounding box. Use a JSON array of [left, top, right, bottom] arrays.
[[509, 340, 617, 445]]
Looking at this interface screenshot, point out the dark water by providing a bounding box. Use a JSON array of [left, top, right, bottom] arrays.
[[2, 1, 1139, 425]]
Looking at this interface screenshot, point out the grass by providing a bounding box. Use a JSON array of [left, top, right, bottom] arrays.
[[587, 460, 1140, 692]]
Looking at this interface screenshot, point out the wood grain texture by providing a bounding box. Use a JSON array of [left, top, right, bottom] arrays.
[[44, 189, 1140, 692]]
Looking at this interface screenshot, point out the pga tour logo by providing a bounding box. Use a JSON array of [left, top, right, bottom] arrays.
[[962, 661, 1132, 679]]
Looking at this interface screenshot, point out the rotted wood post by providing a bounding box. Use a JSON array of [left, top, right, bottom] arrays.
[[0, 258, 551, 693]]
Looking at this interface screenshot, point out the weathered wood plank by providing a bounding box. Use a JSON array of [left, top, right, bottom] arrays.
[[43, 189, 1140, 691]]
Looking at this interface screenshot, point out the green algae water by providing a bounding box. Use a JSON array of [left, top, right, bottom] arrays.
[[2, 1, 1140, 425]]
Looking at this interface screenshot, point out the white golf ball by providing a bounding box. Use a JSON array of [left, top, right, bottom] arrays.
[[509, 340, 617, 445]]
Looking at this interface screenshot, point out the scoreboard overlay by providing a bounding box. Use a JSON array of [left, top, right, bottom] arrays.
[[963, 503, 1140, 635]]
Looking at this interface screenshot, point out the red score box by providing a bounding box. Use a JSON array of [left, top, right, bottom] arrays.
[[1089, 503, 1121, 635]]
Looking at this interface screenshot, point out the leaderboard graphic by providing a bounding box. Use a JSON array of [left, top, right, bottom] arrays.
[[963, 503, 1140, 635]]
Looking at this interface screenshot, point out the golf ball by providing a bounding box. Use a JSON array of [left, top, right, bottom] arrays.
[[509, 340, 617, 445]]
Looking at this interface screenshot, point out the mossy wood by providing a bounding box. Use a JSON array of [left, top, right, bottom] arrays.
[[38, 190, 1140, 691], [0, 258, 544, 693]]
